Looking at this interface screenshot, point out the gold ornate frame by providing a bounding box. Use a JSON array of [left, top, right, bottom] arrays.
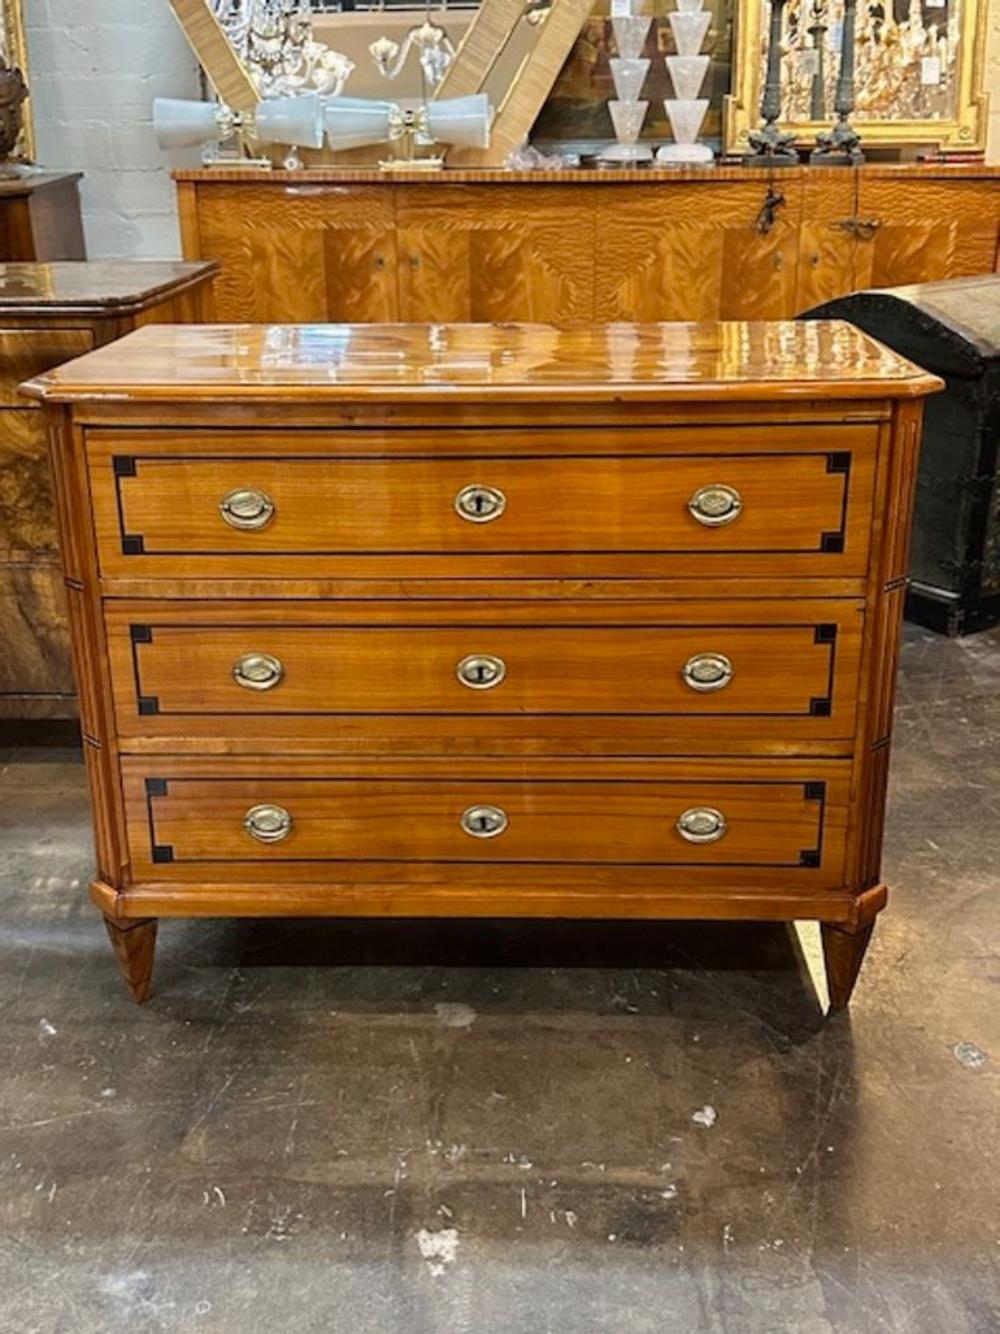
[[169, 0, 593, 165], [724, 0, 990, 153], [2, 0, 34, 160]]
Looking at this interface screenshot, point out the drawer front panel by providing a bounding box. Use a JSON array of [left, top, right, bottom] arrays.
[[123, 762, 849, 888], [107, 604, 863, 743], [91, 448, 875, 578]]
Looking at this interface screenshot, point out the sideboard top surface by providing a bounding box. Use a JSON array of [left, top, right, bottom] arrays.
[[23, 321, 941, 406], [172, 164, 1000, 186], [0, 260, 219, 316]]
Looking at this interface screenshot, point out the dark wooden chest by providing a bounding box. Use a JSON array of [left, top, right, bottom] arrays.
[[801, 274, 1000, 636]]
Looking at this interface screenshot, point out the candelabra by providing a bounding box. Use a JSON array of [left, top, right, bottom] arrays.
[[369, 19, 456, 93], [602, 11, 654, 164], [657, 0, 714, 165], [812, 0, 864, 164], [744, 0, 798, 166]]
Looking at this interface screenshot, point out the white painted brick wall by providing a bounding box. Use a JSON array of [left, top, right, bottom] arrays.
[[24, 0, 203, 258]]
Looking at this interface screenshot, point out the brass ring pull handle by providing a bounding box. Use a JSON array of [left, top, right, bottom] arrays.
[[688, 483, 743, 527], [233, 652, 284, 691], [455, 484, 506, 523], [682, 652, 733, 693], [676, 806, 727, 844], [456, 654, 507, 690], [243, 803, 293, 843], [220, 487, 275, 531], [460, 804, 509, 838]]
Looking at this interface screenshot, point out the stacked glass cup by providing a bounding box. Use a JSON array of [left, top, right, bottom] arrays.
[[604, 6, 653, 163], [657, 0, 714, 164]]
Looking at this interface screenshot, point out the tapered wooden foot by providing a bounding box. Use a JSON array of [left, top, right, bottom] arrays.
[[821, 920, 875, 1011], [103, 917, 158, 1003]]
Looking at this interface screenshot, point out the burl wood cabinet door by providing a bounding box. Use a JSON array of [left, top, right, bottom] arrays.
[[854, 178, 1000, 289], [594, 181, 802, 321], [195, 184, 399, 322], [395, 184, 596, 323]]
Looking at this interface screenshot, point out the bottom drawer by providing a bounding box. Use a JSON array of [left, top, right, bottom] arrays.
[[121, 759, 850, 889]]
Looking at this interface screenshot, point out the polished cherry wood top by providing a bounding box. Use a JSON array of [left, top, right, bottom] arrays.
[[0, 260, 218, 316], [23, 321, 941, 405]]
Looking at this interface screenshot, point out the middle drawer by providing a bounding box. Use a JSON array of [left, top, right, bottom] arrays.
[[106, 600, 863, 754]]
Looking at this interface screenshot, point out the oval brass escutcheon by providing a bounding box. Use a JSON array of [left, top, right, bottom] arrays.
[[682, 652, 734, 693], [243, 803, 293, 843], [676, 806, 727, 844], [688, 484, 743, 527], [456, 653, 507, 690], [454, 484, 506, 523], [460, 804, 509, 838], [233, 652, 284, 691], [220, 487, 275, 531]]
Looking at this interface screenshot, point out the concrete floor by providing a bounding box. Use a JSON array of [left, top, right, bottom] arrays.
[[0, 623, 997, 1334]]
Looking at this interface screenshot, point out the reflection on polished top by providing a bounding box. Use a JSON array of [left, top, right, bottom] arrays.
[[23, 320, 941, 404], [0, 261, 218, 313]]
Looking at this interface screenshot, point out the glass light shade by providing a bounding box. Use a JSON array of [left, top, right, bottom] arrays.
[[255, 93, 325, 149], [668, 11, 711, 56], [324, 96, 395, 150], [424, 94, 492, 149], [664, 97, 708, 144], [608, 99, 649, 145], [609, 57, 650, 102], [611, 16, 653, 60], [666, 54, 709, 100], [153, 98, 224, 150]]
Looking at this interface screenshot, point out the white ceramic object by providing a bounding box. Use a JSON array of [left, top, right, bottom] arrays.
[[666, 54, 710, 100], [610, 57, 651, 102], [668, 11, 711, 57], [611, 16, 653, 61], [153, 98, 226, 150], [424, 93, 492, 149]]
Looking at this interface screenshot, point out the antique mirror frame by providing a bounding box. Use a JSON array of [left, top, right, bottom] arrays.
[[2, 0, 34, 160], [169, 0, 594, 165], [724, 0, 990, 153]]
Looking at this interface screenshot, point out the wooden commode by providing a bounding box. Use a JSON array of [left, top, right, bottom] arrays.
[[23, 321, 940, 1006], [0, 260, 217, 726]]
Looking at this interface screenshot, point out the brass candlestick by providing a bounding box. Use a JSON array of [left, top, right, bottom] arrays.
[[812, 0, 864, 164], [744, 0, 798, 166]]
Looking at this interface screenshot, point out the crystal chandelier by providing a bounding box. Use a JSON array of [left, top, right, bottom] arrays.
[[210, 0, 354, 97]]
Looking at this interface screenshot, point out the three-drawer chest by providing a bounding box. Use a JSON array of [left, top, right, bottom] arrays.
[[23, 321, 939, 1006]]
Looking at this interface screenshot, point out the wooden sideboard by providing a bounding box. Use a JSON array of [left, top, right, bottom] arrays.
[[0, 261, 217, 728], [175, 164, 1000, 325], [0, 173, 86, 261], [24, 321, 938, 1006]]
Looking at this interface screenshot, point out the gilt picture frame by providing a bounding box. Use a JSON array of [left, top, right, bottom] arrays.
[[1, 0, 34, 161], [724, 0, 990, 154]]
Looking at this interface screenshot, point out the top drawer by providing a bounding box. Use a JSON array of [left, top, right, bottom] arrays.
[[87, 425, 878, 579]]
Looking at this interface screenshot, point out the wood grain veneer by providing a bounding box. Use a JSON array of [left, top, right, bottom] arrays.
[[171, 166, 1000, 325], [25, 319, 940, 1008], [0, 262, 217, 724]]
